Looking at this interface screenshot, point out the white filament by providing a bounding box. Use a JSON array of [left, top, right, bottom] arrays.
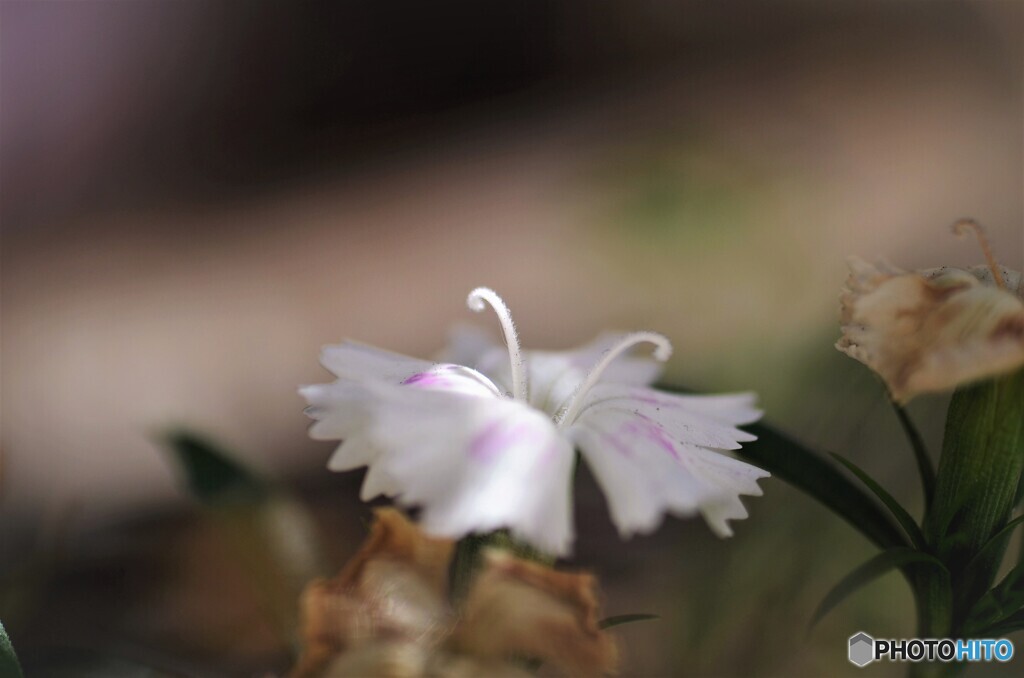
[[557, 332, 672, 428], [467, 287, 529, 401]]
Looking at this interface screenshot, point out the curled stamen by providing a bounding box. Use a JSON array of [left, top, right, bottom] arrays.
[[467, 287, 528, 401], [557, 332, 673, 428], [953, 218, 1006, 289]]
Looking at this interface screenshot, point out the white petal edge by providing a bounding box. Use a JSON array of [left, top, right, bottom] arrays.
[[570, 392, 767, 538], [360, 382, 577, 555], [319, 340, 434, 383]]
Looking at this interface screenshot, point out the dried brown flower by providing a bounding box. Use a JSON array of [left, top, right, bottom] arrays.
[[292, 508, 455, 677], [837, 256, 1024, 403], [291, 509, 619, 678], [455, 550, 618, 677]]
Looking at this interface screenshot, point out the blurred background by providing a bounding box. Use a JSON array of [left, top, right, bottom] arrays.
[[1, 1, 1021, 675]]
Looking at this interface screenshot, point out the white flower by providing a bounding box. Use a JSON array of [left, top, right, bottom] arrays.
[[301, 288, 767, 555]]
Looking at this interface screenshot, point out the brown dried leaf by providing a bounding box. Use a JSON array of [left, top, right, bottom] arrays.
[[837, 258, 1024, 403], [291, 509, 455, 678], [454, 550, 619, 677]]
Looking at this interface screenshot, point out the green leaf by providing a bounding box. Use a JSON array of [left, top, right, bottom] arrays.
[[599, 614, 660, 630], [961, 513, 1024, 592], [978, 609, 1024, 637], [737, 422, 907, 550], [161, 429, 270, 505], [966, 563, 1024, 634], [893, 404, 935, 510], [811, 548, 948, 628], [830, 453, 927, 550], [0, 621, 23, 678]]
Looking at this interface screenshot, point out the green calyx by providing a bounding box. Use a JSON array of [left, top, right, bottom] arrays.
[[926, 367, 1024, 622]]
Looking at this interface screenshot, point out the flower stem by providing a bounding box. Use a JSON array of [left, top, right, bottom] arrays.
[[907, 577, 959, 678]]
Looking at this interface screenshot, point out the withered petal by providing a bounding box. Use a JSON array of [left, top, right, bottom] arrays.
[[336, 508, 455, 595], [291, 509, 456, 677], [837, 258, 1024, 403], [454, 549, 619, 677]]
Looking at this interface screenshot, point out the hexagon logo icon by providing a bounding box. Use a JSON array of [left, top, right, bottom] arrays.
[[849, 632, 875, 667]]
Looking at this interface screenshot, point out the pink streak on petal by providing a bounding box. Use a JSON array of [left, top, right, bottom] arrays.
[[596, 428, 634, 458], [620, 414, 681, 461], [402, 372, 449, 388], [469, 420, 542, 462]]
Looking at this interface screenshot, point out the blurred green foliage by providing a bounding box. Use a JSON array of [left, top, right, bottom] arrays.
[[0, 620, 23, 678], [161, 430, 327, 657]]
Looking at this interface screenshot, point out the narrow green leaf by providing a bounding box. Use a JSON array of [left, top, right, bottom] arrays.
[[966, 563, 1024, 634], [599, 613, 660, 630], [161, 429, 270, 504], [811, 548, 948, 628], [737, 422, 907, 550], [962, 514, 1024, 589], [978, 609, 1024, 637], [830, 453, 927, 550], [893, 404, 935, 510], [658, 385, 906, 550], [0, 621, 22, 678]]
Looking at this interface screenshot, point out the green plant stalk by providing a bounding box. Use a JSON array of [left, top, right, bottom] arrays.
[[906, 568, 960, 678], [912, 565, 953, 638], [925, 367, 1024, 625], [907, 568, 962, 678]]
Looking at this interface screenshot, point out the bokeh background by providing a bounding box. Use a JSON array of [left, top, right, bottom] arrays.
[[1, 1, 1022, 676]]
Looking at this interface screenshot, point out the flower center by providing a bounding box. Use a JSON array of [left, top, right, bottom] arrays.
[[556, 332, 672, 428], [467, 287, 529, 401], [953, 218, 1006, 289]]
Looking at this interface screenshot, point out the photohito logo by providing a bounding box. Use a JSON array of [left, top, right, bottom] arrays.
[[848, 632, 1014, 667], [849, 632, 875, 667]]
